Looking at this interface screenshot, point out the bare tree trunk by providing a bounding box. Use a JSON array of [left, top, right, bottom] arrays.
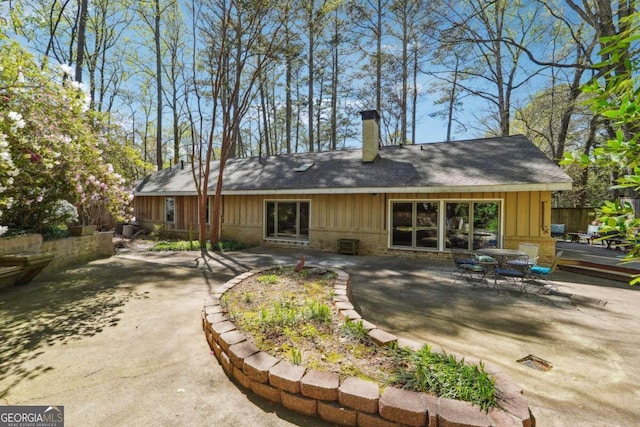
[[154, 0, 163, 170], [376, 0, 382, 114], [578, 115, 599, 206], [410, 42, 418, 144], [307, 9, 315, 153], [285, 43, 293, 154], [400, 7, 408, 144], [330, 9, 339, 151], [75, 0, 88, 82]]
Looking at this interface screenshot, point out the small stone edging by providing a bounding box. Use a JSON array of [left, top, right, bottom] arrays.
[[201, 265, 535, 427]]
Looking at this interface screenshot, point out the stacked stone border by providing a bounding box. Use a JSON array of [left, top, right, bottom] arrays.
[[201, 265, 535, 427]]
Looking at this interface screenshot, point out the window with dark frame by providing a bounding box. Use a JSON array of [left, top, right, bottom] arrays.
[[165, 197, 175, 223], [391, 200, 499, 251], [265, 201, 310, 241]]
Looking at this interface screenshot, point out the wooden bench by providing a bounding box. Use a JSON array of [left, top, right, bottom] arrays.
[[0, 266, 25, 289], [0, 252, 55, 285]]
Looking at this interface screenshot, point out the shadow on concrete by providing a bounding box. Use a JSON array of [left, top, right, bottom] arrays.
[[0, 258, 200, 399]]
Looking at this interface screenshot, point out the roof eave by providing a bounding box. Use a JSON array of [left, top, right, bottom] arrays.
[[135, 182, 572, 197]]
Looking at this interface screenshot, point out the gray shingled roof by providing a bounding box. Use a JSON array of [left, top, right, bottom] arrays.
[[134, 135, 573, 196]]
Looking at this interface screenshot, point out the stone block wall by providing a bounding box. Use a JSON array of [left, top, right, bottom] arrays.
[[203, 266, 535, 427], [0, 232, 114, 279], [41, 232, 113, 276], [0, 234, 43, 255]]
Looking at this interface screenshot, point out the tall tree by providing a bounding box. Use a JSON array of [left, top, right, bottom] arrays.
[[436, 0, 548, 136], [160, 0, 189, 165], [195, 0, 287, 247], [348, 0, 390, 115], [75, 0, 88, 82], [136, 0, 173, 171], [565, 0, 637, 199], [84, 0, 134, 111], [303, 0, 330, 152]]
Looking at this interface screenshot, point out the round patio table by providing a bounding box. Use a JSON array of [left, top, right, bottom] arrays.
[[475, 248, 526, 267]]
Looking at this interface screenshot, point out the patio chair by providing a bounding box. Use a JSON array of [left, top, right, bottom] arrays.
[[527, 251, 563, 292], [518, 242, 539, 265], [494, 254, 530, 294], [451, 250, 492, 286]]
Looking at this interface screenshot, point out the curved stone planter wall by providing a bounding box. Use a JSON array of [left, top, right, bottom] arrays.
[[202, 265, 534, 427]]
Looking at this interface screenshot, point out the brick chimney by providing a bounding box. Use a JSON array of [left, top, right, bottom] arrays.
[[359, 110, 380, 163]]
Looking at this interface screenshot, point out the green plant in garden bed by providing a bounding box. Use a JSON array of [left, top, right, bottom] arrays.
[[149, 239, 250, 252], [392, 344, 497, 411], [257, 274, 279, 285]]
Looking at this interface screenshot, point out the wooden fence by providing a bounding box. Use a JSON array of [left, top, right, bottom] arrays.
[[551, 208, 598, 233]]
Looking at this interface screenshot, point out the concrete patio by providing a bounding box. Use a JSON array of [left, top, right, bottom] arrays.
[[1, 242, 638, 426]]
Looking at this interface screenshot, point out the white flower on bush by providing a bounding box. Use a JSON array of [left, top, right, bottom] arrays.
[[49, 199, 79, 225], [59, 63, 74, 78], [69, 80, 91, 112], [0, 132, 19, 219], [7, 111, 26, 130]]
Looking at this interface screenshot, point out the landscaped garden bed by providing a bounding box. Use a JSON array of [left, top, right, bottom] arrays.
[[222, 265, 497, 411], [202, 265, 534, 426]]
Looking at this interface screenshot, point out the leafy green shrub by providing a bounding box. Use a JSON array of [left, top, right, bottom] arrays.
[[257, 274, 279, 285], [291, 347, 302, 365], [305, 300, 331, 323], [393, 344, 497, 411], [258, 300, 300, 328], [340, 319, 369, 343], [41, 224, 70, 241]]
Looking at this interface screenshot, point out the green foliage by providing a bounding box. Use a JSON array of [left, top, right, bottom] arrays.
[[562, 11, 640, 279], [211, 240, 250, 252], [257, 274, 279, 285], [258, 300, 300, 329], [40, 224, 71, 241], [0, 32, 142, 233], [148, 239, 250, 252], [290, 347, 302, 365], [150, 224, 164, 241], [340, 319, 369, 343], [149, 240, 200, 251], [473, 203, 499, 230], [304, 300, 331, 323], [393, 344, 497, 412]]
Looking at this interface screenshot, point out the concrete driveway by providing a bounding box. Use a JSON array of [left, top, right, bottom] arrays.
[[1, 244, 639, 426]]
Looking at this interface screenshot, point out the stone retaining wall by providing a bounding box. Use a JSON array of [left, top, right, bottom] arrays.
[[202, 266, 535, 427], [0, 232, 114, 278]]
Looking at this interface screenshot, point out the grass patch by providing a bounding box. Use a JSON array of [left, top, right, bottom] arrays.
[[149, 239, 250, 252]]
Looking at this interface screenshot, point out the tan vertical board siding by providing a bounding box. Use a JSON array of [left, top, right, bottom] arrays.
[[529, 191, 541, 238], [504, 193, 517, 237]]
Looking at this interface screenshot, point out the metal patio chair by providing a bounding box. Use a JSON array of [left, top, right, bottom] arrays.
[[494, 254, 530, 294], [451, 250, 493, 286], [527, 251, 563, 292], [518, 242, 539, 265]]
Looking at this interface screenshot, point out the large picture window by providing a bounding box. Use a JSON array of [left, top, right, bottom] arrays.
[[391, 200, 500, 251], [392, 202, 439, 248], [265, 201, 309, 241]]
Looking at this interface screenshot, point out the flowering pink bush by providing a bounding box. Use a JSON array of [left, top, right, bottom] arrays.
[[0, 35, 136, 233]]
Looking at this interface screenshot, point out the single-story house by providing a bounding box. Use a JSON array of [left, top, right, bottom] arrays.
[[133, 110, 573, 263]]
